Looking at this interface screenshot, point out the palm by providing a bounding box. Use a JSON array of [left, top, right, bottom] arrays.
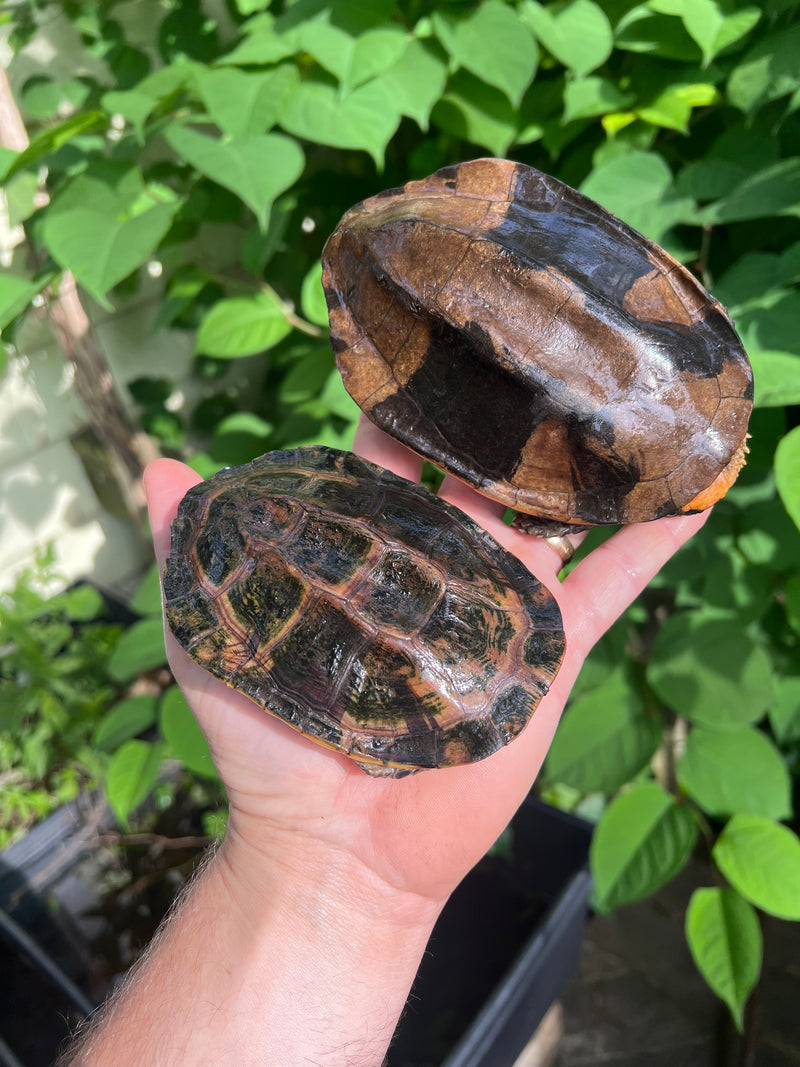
[[146, 418, 707, 903]]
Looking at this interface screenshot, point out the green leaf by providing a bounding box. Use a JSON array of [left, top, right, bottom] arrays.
[[277, 345, 334, 406], [268, 3, 403, 89], [591, 782, 697, 911], [668, 0, 761, 66], [105, 739, 163, 827], [0, 274, 47, 332], [102, 90, 158, 140], [685, 887, 762, 1031], [0, 147, 16, 183], [431, 71, 518, 157], [636, 81, 718, 133], [677, 158, 754, 203], [750, 352, 800, 408], [21, 76, 91, 119], [545, 675, 661, 793], [107, 617, 168, 682], [196, 291, 292, 358], [159, 686, 218, 779], [784, 574, 800, 637], [580, 151, 692, 244], [164, 126, 304, 231], [318, 367, 360, 425], [5, 111, 107, 180], [217, 13, 297, 66], [337, 25, 409, 94], [520, 0, 613, 77], [277, 76, 401, 168], [301, 261, 329, 328], [54, 583, 104, 621], [699, 159, 800, 224], [20, 76, 61, 119], [775, 425, 800, 532], [678, 726, 791, 819], [769, 675, 800, 743], [102, 62, 195, 139], [193, 65, 299, 137], [93, 695, 158, 752], [433, 1, 537, 107], [648, 615, 773, 727], [716, 244, 799, 309], [713, 815, 800, 920], [236, 0, 273, 12], [211, 411, 274, 466], [130, 563, 164, 617], [40, 168, 180, 307], [374, 38, 448, 130], [4, 169, 39, 230], [727, 24, 800, 113], [563, 77, 635, 122], [615, 8, 702, 60]]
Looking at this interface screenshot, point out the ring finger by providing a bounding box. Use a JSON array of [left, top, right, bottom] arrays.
[[436, 474, 585, 582]]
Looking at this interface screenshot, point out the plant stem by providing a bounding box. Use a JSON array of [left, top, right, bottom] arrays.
[[0, 66, 160, 527]]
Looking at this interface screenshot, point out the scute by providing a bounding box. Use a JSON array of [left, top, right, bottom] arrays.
[[321, 157, 754, 527], [164, 446, 566, 775]]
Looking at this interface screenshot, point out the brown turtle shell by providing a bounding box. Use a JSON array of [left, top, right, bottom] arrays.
[[322, 158, 753, 529], [163, 446, 565, 776]]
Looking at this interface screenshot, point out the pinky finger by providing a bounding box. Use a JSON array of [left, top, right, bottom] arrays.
[[560, 510, 710, 655]]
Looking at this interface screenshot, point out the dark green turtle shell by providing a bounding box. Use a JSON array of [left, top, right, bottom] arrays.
[[163, 446, 565, 776], [322, 158, 753, 530]]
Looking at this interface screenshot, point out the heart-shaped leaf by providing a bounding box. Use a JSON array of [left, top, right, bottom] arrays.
[[521, 0, 612, 77], [164, 125, 304, 230], [277, 77, 401, 168], [41, 168, 180, 306], [433, 1, 537, 107]]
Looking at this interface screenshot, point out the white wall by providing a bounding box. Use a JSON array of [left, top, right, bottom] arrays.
[[0, 287, 195, 596]]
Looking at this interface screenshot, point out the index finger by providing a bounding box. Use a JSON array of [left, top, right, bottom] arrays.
[[144, 458, 202, 565], [354, 415, 423, 483]]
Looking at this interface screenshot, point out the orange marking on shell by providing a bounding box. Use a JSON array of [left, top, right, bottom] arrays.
[[682, 440, 748, 512]]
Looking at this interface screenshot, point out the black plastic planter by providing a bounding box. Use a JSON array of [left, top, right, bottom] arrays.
[[0, 794, 110, 1067], [388, 798, 593, 1067], [1, 794, 590, 1067]]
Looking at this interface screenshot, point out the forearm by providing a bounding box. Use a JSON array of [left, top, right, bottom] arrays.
[[64, 834, 442, 1066]]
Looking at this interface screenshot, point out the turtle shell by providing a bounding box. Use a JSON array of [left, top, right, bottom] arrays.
[[163, 446, 565, 776], [322, 158, 754, 528]]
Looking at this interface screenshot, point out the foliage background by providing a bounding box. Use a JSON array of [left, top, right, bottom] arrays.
[[2, 0, 800, 1034]]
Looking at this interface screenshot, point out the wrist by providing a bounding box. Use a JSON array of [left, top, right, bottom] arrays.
[[217, 810, 444, 946], [202, 814, 443, 1065]]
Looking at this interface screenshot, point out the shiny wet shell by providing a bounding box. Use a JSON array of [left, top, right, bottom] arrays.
[[163, 446, 565, 776], [322, 158, 753, 528]]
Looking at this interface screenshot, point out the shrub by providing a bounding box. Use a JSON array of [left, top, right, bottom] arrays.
[[1, 0, 798, 1030]]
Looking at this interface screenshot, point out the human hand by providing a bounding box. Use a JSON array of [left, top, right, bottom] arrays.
[[145, 417, 708, 910]]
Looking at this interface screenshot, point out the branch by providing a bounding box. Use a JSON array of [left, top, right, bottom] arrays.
[[0, 65, 160, 525]]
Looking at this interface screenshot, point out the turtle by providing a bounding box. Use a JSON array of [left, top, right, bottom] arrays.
[[322, 157, 754, 535], [163, 446, 566, 777]]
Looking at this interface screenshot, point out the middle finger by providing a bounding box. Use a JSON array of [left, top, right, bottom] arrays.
[[437, 473, 586, 583]]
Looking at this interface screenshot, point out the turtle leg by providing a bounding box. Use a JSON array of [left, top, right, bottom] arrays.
[[512, 514, 595, 538], [351, 758, 420, 778]]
